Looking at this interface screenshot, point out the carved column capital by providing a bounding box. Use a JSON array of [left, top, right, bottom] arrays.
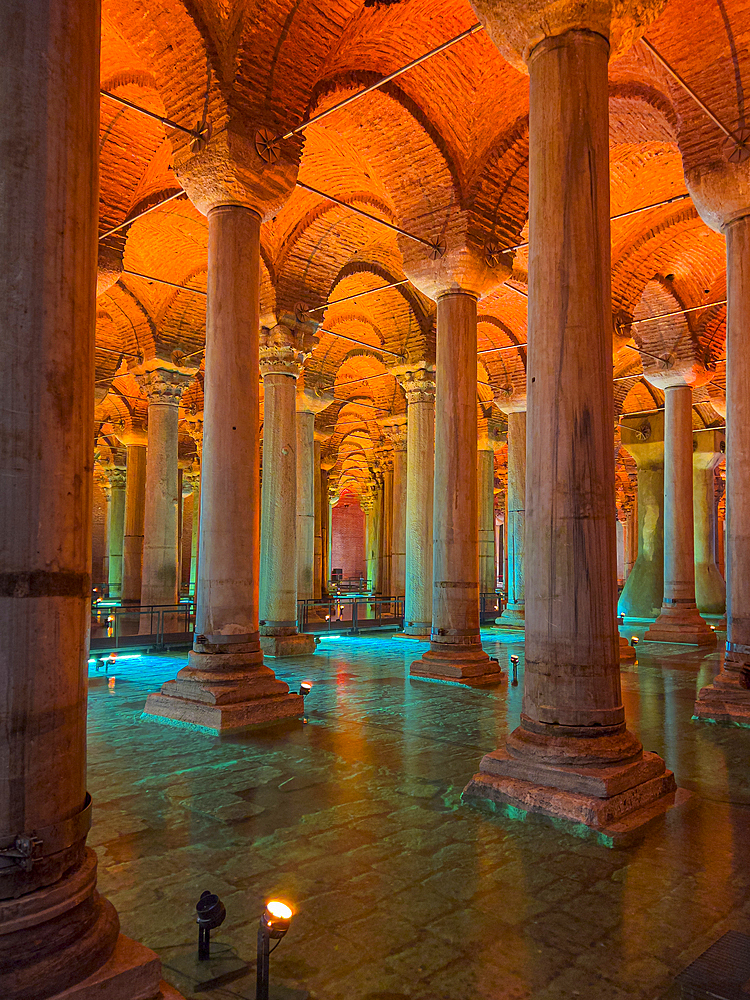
[[379, 414, 408, 452], [260, 320, 318, 379], [395, 364, 436, 404], [136, 367, 192, 406]]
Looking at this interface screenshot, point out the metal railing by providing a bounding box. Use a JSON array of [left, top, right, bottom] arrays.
[[298, 596, 404, 634], [90, 602, 195, 651]]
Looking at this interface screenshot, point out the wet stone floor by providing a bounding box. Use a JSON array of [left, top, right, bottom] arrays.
[[86, 626, 750, 1000]]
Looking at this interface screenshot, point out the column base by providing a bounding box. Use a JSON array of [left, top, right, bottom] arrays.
[[142, 648, 303, 733], [463, 732, 678, 846], [410, 640, 502, 686], [51, 935, 172, 1000], [619, 635, 636, 662], [643, 604, 717, 645], [694, 662, 750, 726], [259, 632, 317, 657], [496, 605, 525, 629]]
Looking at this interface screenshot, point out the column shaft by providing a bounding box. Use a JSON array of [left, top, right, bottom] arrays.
[[693, 431, 726, 615], [313, 442, 323, 598], [411, 293, 498, 681], [190, 480, 200, 596], [121, 443, 146, 603], [498, 410, 526, 624], [140, 387, 181, 608], [403, 385, 434, 636], [106, 471, 126, 599], [644, 386, 714, 642], [618, 418, 664, 618], [392, 447, 407, 596], [478, 449, 496, 594], [296, 409, 315, 601]]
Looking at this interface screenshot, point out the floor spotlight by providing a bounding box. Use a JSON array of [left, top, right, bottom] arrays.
[[631, 636, 639, 646], [298, 681, 312, 697], [510, 654, 519, 687], [197, 890, 226, 961], [257, 901, 293, 1000]]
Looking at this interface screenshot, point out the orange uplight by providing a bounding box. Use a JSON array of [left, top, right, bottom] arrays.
[[266, 901, 292, 920]]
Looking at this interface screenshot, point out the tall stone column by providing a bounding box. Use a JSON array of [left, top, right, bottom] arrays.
[[138, 368, 190, 608], [478, 416, 502, 595], [104, 462, 126, 600], [258, 322, 317, 656], [624, 503, 638, 580], [464, 0, 676, 838], [312, 434, 333, 598], [410, 291, 501, 684], [497, 406, 526, 625], [296, 389, 333, 602], [618, 413, 665, 618], [119, 428, 147, 605], [376, 451, 394, 596], [144, 202, 302, 730], [381, 417, 408, 597], [395, 365, 435, 637], [693, 429, 726, 615], [0, 0, 168, 994], [320, 454, 335, 594], [644, 384, 715, 644], [184, 469, 200, 597], [688, 181, 750, 720]]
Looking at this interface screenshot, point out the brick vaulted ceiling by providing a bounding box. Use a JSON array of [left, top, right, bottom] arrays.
[[95, 0, 741, 494]]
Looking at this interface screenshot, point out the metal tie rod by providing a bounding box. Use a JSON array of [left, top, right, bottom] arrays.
[[305, 280, 410, 314], [272, 23, 484, 144], [99, 191, 187, 241], [100, 91, 205, 140], [318, 328, 405, 359], [296, 181, 444, 254], [640, 39, 749, 161]]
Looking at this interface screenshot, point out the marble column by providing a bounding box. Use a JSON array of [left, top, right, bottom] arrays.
[[144, 206, 302, 731], [0, 0, 167, 994], [618, 413, 665, 618], [691, 205, 750, 721], [312, 435, 332, 598], [105, 463, 126, 600], [138, 369, 190, 609], [624, 504, 638, 580], [497, 407, 526, 626], [395, 366, 435, 637], [376, 452, 393, 596], [464, 1, 676, 838], [296, 389, 333, 602], [185, 470, 200, 598], [119, 429, 147, 605], [381, 417, 408, 597], [693, 429, 726, 615], [644, 384, 715, 644], [258, 322, 317, 656], [410, 292, 501, 684], [478, 417, 502, 596], [320, 455, 335, 594]]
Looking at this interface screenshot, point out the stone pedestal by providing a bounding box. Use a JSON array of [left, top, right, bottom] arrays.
[[618, 414, 664, 619], [693, 429, 726, 615], [410, 293, 500, 684], [395, 366, 435, 637], [463, 7, 675, 838], [644, 385, 715, 645], [143, 207, 302, 732], [497, 407, 526, 626]]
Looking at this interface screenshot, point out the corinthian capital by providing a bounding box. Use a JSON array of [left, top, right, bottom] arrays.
[[395, 363, 436, 405], [260, 319, 318, 379], [379, 415, 408, 452], [136, 367, 193, 405]]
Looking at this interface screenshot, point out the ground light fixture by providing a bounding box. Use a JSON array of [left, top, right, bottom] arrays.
[[257, 901, 293, 1000], [510, 655, 519, 686], [631, 636, 640, 646], [298, 681, 312, 697], [196, 890, 226, 960]]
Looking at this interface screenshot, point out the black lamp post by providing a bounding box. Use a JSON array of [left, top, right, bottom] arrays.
[[257, 901, 293, 1000], [196, 890, 226, 961]]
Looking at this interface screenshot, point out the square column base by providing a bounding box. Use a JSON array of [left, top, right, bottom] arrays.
[[619, 635, 636, 662], [143, 691, 303, 733], [410, 642, 502, 686], [496, 606, 525, 629], [463, 749, 679, 846], [259, 632, 317, 657], [694, 672, 750, 726], [644, 606, 716, 645], [51, 934, 179, 1000]]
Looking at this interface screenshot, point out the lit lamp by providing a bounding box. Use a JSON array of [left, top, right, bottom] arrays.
[[510, 654, 519, 687], [257, 901, 293, 1000], [298, 681, 312, 697], [631, 636, 639, 646]]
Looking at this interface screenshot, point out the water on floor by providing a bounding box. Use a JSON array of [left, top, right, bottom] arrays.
[[86, 626, 750, 999]]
